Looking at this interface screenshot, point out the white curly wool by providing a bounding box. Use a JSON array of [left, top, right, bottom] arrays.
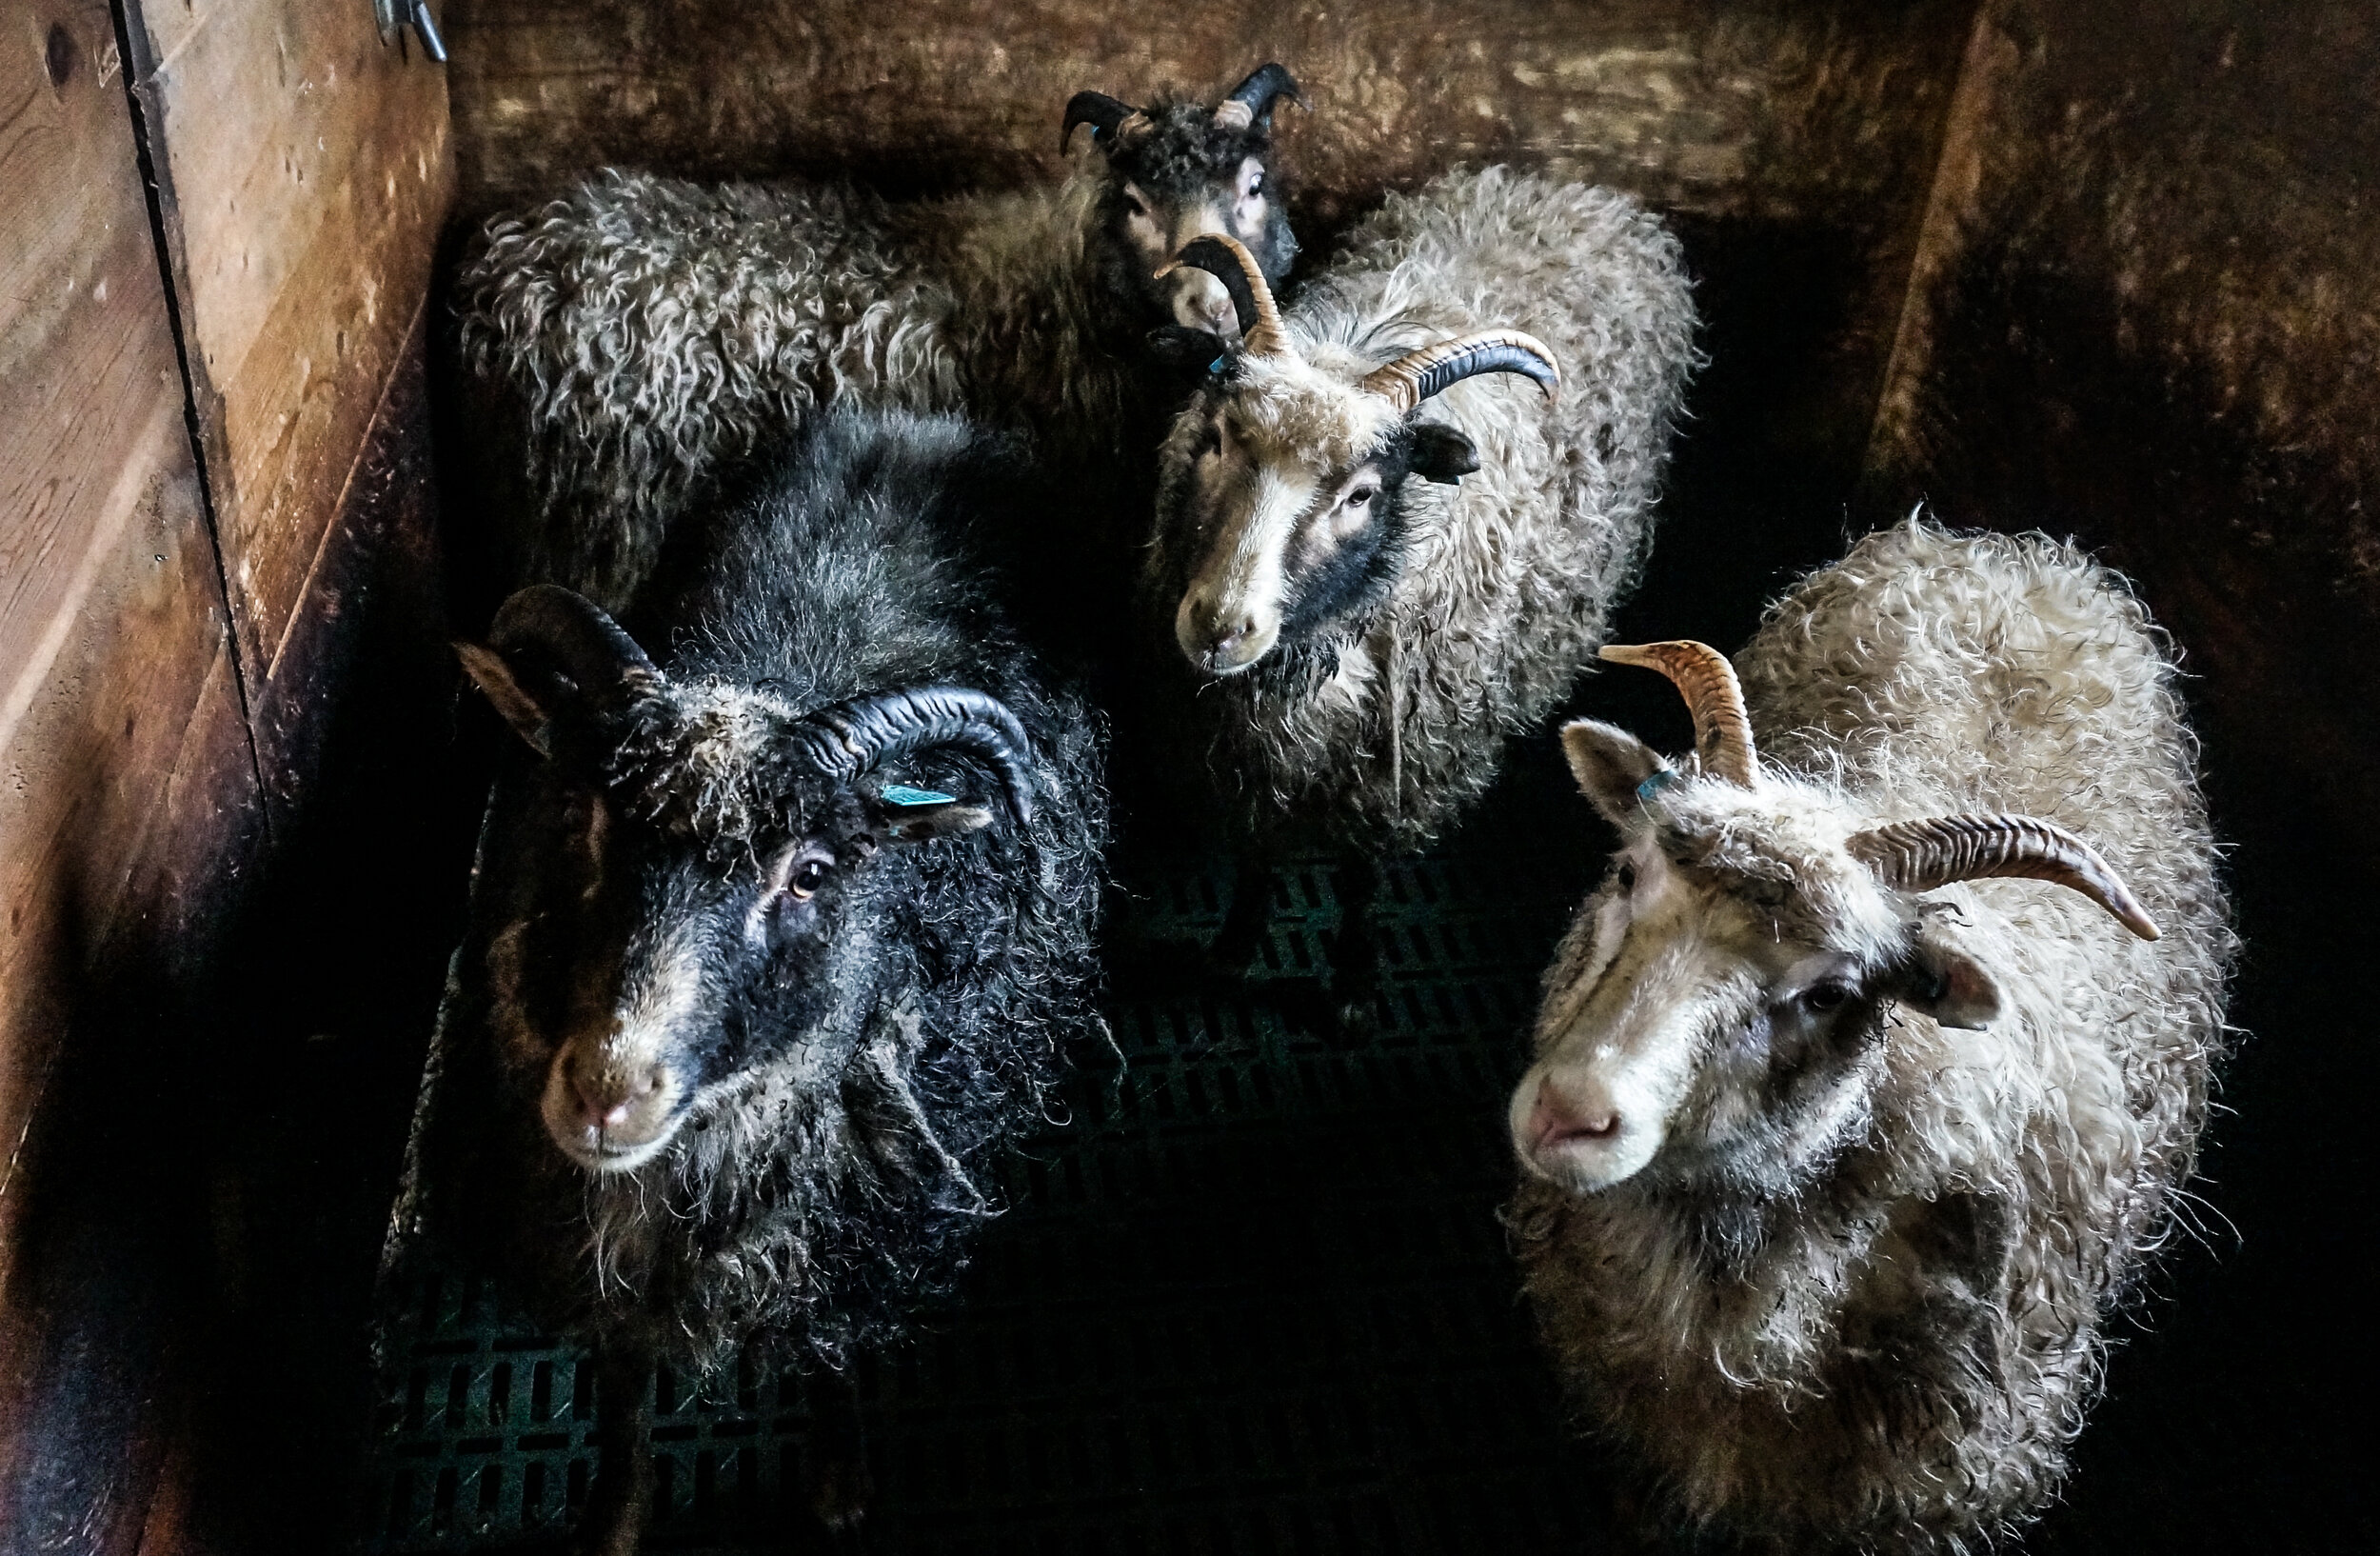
[[1162, 167, 1701, 850], [1511, 522, 2237, 1551], [453, 169, 1140, 609]]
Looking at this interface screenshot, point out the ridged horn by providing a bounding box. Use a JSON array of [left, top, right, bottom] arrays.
[[1156, 234, 1292, 357], [486, 583, 664, 714], [1357, 329, 1560, 413], [1598, 641, 1757, 788], [1845, 814, 2161, 940], [788, 686, 1038, 826], [1062, 90, 1143, 150], [1214, 62, 1301, 130]]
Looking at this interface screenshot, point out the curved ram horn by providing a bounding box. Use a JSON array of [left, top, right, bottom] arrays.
[[1062, 90, 1144, 151], [1213, 62, 1301, 130], [487, 583, 664, 713], [1597, 640, 1757, 788], [1845, 814, 2161, 940], [1156, 234, 1292, 357], [1357, 329, 1561, 413], [789, 686, 1038, 826]]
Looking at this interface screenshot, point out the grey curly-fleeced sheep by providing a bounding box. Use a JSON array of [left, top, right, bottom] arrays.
[[1506, 522, 2235, 1552], [383, 409, 1106, 1550], [1146, 167, 1697, 850], [1138, 166, 1696, 1009], [451, 66, 1303, 612]]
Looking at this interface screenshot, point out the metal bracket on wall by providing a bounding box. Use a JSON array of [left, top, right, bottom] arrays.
[[372, 0, 447, 64]]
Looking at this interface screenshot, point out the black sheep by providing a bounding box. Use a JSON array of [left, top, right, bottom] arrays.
[[383, 409, 1106, 1552]]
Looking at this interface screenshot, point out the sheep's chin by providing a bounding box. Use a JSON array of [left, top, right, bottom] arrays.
[[543, 1115, 682, 1175], [1518, 1132, 1661, 1195]]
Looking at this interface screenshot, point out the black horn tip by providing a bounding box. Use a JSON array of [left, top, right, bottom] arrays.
[[1419, 343, 1559, 406], [1225, 62, 1303, 116], [1061, 90, 1137, 151]]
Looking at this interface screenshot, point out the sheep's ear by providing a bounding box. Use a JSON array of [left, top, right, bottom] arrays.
[[1560, 719, 1669, 826], [1147, 325, 1231, 374], [1408, 423, 1479, 485], [1903, 927, 2004, 1030], [456, 641, 552, 755]]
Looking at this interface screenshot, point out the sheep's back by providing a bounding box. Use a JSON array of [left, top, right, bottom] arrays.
[[452, 170, 965, 610], [1737, 520, 2234, 1288]]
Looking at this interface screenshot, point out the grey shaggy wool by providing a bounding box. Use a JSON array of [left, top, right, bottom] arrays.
[[386, 410, 1106, 1374], [1150, 166, 1699, 851], [1509, 522, 2236, 1551], [453, 91, 1294, 613]]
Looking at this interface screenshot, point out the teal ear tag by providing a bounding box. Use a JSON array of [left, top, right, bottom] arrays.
[[881, 784, 959, 808], [1636, 768, 1683, 803]]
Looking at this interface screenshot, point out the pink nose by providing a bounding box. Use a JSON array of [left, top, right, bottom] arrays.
[[1530, 1078, 1619, 1153], [566, 1052, 666, 1133]]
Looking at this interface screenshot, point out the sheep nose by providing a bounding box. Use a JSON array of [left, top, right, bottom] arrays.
[[1205, 619, 1256, 665], [1177, 591, 1266, 673], [1530, 1078, 1620, 1153], [566, 1050, 667, 1133]]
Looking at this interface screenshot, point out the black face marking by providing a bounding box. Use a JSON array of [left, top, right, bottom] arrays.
[[1272, 421, 1452, 641], [484, 738, 902, 1133]]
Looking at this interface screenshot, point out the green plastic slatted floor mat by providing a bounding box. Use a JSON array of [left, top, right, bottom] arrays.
[[360, 766, 1618, 1553]]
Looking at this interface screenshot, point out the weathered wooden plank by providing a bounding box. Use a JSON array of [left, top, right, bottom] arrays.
[[123, 0, 453, 791], [446, 0, 1970, 219], [0, 0, 258, 1239], [0, 2, 268, 1549]]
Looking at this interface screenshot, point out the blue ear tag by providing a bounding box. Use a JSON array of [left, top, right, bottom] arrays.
[[1208, 356, 1228, 375], [881, 785, 958, 808], [1636, 768, 1683, 803]]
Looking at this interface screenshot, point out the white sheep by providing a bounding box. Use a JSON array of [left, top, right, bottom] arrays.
[[1505, 521, 2236, 1551], [451, 65, 1304, 610], [1139, 167, 1698, 1010]]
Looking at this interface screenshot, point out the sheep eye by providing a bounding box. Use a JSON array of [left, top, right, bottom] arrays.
[[786, 857, 832, 901], [1615, 861, 1637, 893], [1346, 486, 1377, 509], [1801, 981, 1852, 1014], [1246, 172, 1263, 198], [1124, 193, 1149, 218]]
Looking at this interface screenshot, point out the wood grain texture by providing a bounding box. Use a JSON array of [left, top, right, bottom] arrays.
[[123, 0, 454, 799], [0, 0, 255, 1259], [0, 1, 267, 1549]]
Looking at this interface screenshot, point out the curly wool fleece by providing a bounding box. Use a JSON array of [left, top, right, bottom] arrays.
[[1511, 522, 2237, 1552], [1166, 167, 1700, 852]]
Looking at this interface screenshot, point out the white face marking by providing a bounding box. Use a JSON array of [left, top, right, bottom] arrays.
[[1174, 430, 1312, 672], [1509, 846, 1740, 1192]]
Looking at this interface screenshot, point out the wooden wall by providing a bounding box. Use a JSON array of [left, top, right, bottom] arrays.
[[0, 1, 263, 1544], [0, 1, 453, 1549], [1863, 0, 2380, 873], [123, 0, 453, 816]]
